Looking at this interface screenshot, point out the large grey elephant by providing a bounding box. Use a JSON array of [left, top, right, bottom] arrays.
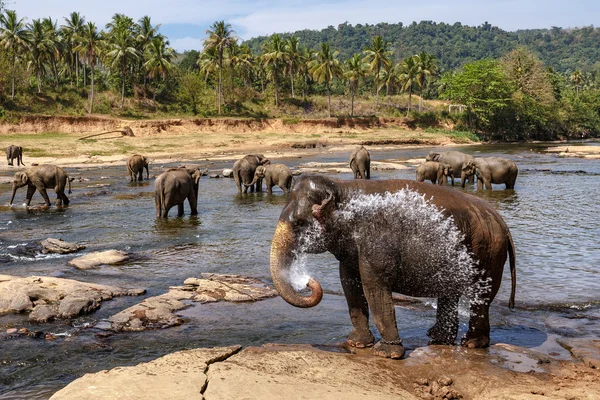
[[247, 164, 293, 194], [126, 154, 149, 181], [416, 161, 454, 185], [233, 154, 270, 194], [461, 157, 518, 190], [10, 164, 71, 207], [426, 151, 474, 185], [349, 146, 370, 179], [154, 167, 203, 217], [270, 176, 516, 359], [6, 145, 24, 166]]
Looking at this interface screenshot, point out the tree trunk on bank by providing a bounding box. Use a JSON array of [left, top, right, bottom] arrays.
[[89, 63, 95, 113]]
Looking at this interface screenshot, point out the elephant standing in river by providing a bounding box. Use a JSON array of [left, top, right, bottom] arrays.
[[126, 155, 149, 181], [349, 146, 370, 179], [461, 157, 518, 190], [416, 161, 454, 185], [6, 145, 24, 166], [270, 176, 516, 359], [10, 164, 71, 207], [247, 164, 293, 194], [426, 151, 474, 185], [154, 167, 202, 217], [233, 154, 270, 194]]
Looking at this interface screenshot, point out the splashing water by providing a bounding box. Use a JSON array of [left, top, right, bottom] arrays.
[[289, 220, 326, 291]]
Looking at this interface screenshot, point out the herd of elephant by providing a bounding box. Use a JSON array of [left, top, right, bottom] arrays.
[[5, 144, 518, 360]]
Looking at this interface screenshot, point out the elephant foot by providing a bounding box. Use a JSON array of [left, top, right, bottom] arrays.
[[374, 339, 405, 359], [427, 325, 456, 345], [460, 334, 490, 349], [346, 328, 374, 348]]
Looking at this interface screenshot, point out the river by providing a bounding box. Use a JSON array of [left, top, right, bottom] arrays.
[[0, 143, 599, 399]]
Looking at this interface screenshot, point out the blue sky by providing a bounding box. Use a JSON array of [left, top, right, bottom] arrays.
[[8, 0, 600, 51]]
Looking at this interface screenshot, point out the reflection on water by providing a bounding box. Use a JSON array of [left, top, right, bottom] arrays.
[[0, 143, 599, 399]]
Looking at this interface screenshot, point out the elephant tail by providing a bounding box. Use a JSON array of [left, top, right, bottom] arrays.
[[507, 229, 516, 310], [67, 176, 72, 194]]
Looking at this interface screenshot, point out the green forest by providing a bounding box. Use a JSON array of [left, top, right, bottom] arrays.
[[1, 5, 599, 141]]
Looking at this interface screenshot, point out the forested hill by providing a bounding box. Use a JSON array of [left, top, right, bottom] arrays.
[[243, 21, 600, 73]]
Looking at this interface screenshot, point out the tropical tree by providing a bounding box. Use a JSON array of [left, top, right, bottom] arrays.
[[397, 55, 419, 115], [344, 53, 367, 116], [362, 35, 391, 108], [0, 10, 30, 98], [570, 69, 583, 97], [308, 42, 343, 117], [61, 11, 85, 86], [415, 52, 438, 111], [284, 36, 301, 98], [262, 33, 286, 106], [27, 19, 52, 93], [136, 15, 160, 89], [144, 36, 174, 105], [106, 28, 140, 108], [204, 20, 235, 114], [75, 21, 102, 113], [41, 17, 61, 89]]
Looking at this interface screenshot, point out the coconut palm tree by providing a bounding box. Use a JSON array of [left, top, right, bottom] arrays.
[[570, 69, 583, 96], [136, 15, 160, 90], [284, 36, 301, 99], [204, 20, 235, 114], [144, 36, 174, 106], [397, 55, 419, 115], [362, 35, 391, 109], [308, 42, 343, 118], [262, 33, 286, 106], [75, 21, 102, 113], [344, 53, 367, 116], [198, 45, 220, 108], [415, 52, 438, 111], [0, 10, 30, 99], [61, 12, 85, 86], [106, 28, 140, 109], [41, 17, 62, 89], [27, 19, 51, 93]]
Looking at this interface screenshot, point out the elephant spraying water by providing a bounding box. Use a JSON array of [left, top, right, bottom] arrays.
[[270, 176, 516, 359]]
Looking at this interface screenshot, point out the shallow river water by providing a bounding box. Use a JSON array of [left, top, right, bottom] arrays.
[[0, 143, 599, 399]]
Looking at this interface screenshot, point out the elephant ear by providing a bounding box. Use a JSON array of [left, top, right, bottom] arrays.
[[19, 172, 28, 185], [311, 190, 335, 226]]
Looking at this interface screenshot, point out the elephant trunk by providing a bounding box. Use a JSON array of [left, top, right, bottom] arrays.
[[9, 184, 17, 205], [461, 171, 468, 188], [270, 221, 323, 308], [244, 173, 259, 188]]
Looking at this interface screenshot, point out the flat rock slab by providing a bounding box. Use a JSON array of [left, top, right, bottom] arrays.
[[50, 346, 242, 400], [108, 273, 278, 332], [68, 250, 130, 270], [558, 338, 600, 368], [0, 275, 145, 322], [41, 238, 86, 254]]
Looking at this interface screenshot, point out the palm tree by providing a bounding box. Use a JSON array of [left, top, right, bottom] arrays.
[[570, 69, 583, 96], [198, 45, 220, 108], [61, 12, 85, 86], [136, 15, 160, 90], [106, 28, 140, 109], [27, 19, 51, 93], [0, 10, 30, 99], [362, 35, 391, 108], [75, 22, 102, 113], [262, 33, 286, 106], [415, 52, 438, 111], [144, 36, 174, 106], [41, 17, 61, 89], [204, 20, 235, 114], [344, 53, 367, 116], [308, 42, 343, 118], [284, 36, 301, 98], [397, 55, 419, 115]]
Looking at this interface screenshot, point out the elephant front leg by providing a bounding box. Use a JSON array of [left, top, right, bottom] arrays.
[[358, 255, 404, 359], [24, 185, 36, 206], [339, 258, 373, 348], [427, 296, 459, 345], [177, 203, 185, 217], [462, 302, 491, 348]]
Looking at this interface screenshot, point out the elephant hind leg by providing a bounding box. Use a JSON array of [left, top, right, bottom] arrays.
[[340, 258, 373, 348], [427, 296, 460, 345]]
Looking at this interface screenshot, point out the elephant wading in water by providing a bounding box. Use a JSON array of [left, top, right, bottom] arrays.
[[233, 154, 270, 194], [10, 164, 71, 207], [126, 155, 149, 181], [416, 161, 454, 185], [270, 176, 516, 359], [349, 146, 370, 179], [247, 164, 293, 194], [461, 157, 519, 190], [154, 168, 203, 217], [426, 151, 474, 185], [6, 145, 24, 166]]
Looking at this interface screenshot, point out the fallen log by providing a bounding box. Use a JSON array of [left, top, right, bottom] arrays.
[[78, 126, 135, 140]]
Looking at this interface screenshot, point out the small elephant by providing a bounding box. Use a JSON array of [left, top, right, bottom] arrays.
[[426, 151, 474, 185], [126, 154, 149, 181], [461, 157, 518, 190], [349, 146, 370, 179], [154, 167, 203, 217], [6, 145, 24, 166], [247, 164, 293, 194], [416, 161, 454, 185], [233, 154, 270, 194], [10, 164, 71, 207], [270, 176, 516, 359]]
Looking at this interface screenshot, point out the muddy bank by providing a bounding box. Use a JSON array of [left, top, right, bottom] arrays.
[[50, 342, 600, 400], [546, 145, 600, 159]]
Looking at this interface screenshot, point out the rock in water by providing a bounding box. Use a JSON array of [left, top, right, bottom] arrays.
[[41, 238, 86, 254], [68, 250, 129, 270], [222, 168, 234, 178]]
